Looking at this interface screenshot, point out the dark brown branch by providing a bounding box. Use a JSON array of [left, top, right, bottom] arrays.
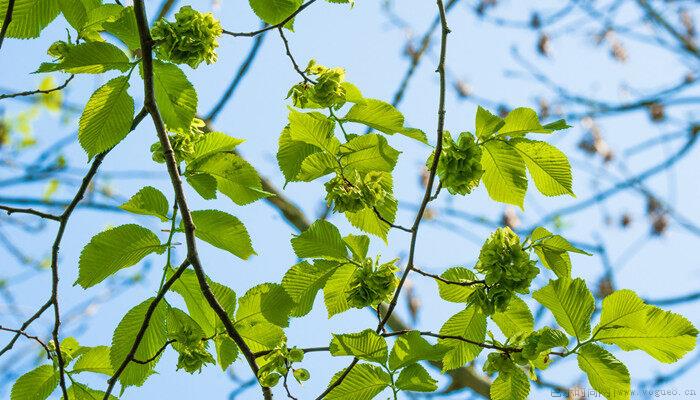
[[0, 0, 15, 50], [222, 0, 318, 38], [131, 2, 271, 398], [412, 267, 486, 287], [383, 330, 521, 353], [0, 325, 52, 360], [0, 75, 75, 101], [0, 205, 61, 221], [278, 27, 314, 84]]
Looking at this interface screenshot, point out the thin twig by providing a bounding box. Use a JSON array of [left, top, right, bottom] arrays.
[[0, 75, 75, 101], [131, 2, 271, 398], [0, 205, 61, 221], [315, 1, 451, 398], [0, 326, 52, 359], [222, 0, 318, 38], [412, 266, 486, 287]]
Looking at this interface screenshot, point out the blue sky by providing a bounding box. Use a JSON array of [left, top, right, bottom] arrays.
[[1, 0, 699, 399]]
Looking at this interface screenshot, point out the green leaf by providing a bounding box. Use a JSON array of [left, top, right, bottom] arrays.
[[188, 209, 255, 259], [73, 346, 113, 375], [490, 368, 530, 400], [343, 99, 404, 134], [291, 219, 348, 260], [152, 60, 197, 132], [282, 260, 338, 317], [37, 42, 131, 74], [214, 336, 239, 371], [277, 125, 322, 183], [511, 139, 574, 197], [288, 109, 339, 153], [475, 106, 504, 139], [399, 127, 429, 144], [102, 6, 140, 50], [326, 363, 392, 400], [323, 263, 355, 317], [530, 226, 591, 279], [329, 329, 388, 363], [480, 139, 527, 209], [577, 344, 630, 400], [110, 298, 169, 388], [190, 132, 245, 163], [170, 269, 236, 337], [339, 134, 400, 173], [166, 308, 214, 366], [388, 331, 445, 371], [119, 186, 170, 221], [436, 267, 479, 303], [0, 0, 60, 39], [542, 119, 571, 131], [492, 296, 534, 338], [11, 365, 58, 400], [395, 363, 438, 392], [188, 152, 271, 205], [533, 278, 594, 341], [438, 306, 487, 371], [58, 0, 100, 32], [499, 107, 551, 136], [343, 234, 369, 261], [78, 76, 135, 159], [186, 173, 218, 200], [236, 283, 293, 328], [77, 224, 166, 288], [595, 306, 698, 363], [62, 383, 118, 400], [296, 151, 336, 182], [594, 289, 648, 334], [248, 0, 301, 25], [238, 320, 285, 353], [80, 4, 122, 40]]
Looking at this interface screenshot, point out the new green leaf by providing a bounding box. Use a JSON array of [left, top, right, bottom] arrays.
[[329, 329, 388, 363], [395, 363, 438, 392], [78, 76, 135, 159], [577, 344, 630, 400], [480, 140, 527, 208], [438, 306, 487, 371], [188, 209, 255, 260], [325, 363, 392, 400], [291, 220, 348, 260], [533, 278, 594, 341], [77, 224, 166, 288], [11, 365, 57, 400], [119, 186, 170, 221]]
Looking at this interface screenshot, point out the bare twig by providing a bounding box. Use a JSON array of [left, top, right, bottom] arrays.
[[223, 0, 318, 38], [0, 75, 75, 101]]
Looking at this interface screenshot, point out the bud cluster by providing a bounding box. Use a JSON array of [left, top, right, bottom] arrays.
[[324, 171, 387, 213], [434, 131, 484, 195], [347, 257, 399, 308], [287, 60, 347, 108], [151, 6, 223, 68], [470, 227, 539, 314], [258, 344, 309, 387], [151, 118, 207, 163], [172, 327, 215, 374]]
